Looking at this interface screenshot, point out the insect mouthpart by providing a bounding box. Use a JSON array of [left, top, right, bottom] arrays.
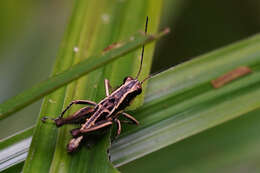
[[135, 85, 142, 95]]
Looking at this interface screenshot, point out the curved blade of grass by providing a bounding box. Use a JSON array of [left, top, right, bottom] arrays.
[[110, 33, 260, 166], [22, 0, 163, 173], [1, 162, 24, 173], [0, 127, 32, 172], [2, 33, 260, 171], [119, 108, 260, 173], [0, 29, 167, 121]]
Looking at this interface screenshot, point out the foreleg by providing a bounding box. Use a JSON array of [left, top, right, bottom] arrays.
[[115, 119, 121, 138], [104, 79, 112, 96], [42, 107, 94, 127], [59, 100, 96, 118], [111, 119, 122, 142], [121, 112, 139, 125]]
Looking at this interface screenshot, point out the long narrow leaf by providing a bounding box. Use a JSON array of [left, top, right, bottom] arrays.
[[0, 127, 33, 172], [0, 30, 167, 121], [112, 33, 260, 166], [1, 33, 260, 172], [22, 0, 163, 173]]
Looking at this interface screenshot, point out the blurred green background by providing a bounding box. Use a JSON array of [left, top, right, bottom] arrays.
[[1, 0, 260, 172]]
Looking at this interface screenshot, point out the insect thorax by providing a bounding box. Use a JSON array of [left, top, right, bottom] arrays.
[[106, 80, 142, 113]]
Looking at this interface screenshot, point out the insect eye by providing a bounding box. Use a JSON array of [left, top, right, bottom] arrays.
[[123, 76, 133, 83]]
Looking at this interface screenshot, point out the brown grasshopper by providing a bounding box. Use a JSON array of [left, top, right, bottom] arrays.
[[42, 17, 150, 152]]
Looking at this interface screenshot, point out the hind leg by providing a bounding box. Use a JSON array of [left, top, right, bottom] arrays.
[[121, 112, 139, 125], [67, 135, 84, 153], [42, 106, 94, 127], [68, 119, 113, 152], [104, 79, 112, 96], [80, 119, 113, 133], [42, 100, 96, 124], [58, 100, 96, 119]]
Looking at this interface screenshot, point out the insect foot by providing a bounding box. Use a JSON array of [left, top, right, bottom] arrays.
[[41, 117, 48, 123], [41, 116, 56, 124]]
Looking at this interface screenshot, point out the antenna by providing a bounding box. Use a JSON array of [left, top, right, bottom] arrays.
[[141, 68, 168, 84], [135, 16, 148, 79], [141, 74, 151, 84]]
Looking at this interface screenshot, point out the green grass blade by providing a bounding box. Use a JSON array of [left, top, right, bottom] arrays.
[[0, 127, 33, 172], [111, 33, 260, 166], [1, 162, 24, 173], [119, 109, 260, 173], [0, 30, 167, 121], [2, 33, 260, 171], [22, 0, 163, 173]]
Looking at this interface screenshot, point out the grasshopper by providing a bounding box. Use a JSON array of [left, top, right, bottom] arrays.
[[42, 17, 150, 152]]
